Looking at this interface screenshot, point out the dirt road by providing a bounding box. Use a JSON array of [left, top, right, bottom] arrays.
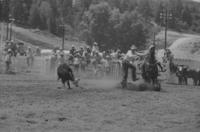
[[0, 73, 199, 132]]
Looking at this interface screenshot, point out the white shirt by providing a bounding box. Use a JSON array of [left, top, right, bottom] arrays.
[[74, 57, 80, 65], [5, 54, 12, 62], [92, 46, 99, 53], [124, 50, 139, 63], [27, 50, 34, 58]]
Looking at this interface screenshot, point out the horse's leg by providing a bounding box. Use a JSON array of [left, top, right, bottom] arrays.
[[179, 77, 181, 85], [141, 63, 147, 81], [185, 77, 188, 85], [67, 80, 71, 89], [194, 78, 197, 86], [153, 77, 161, 91], [153, 77, 158, 85], [62, 79, 66, 88]]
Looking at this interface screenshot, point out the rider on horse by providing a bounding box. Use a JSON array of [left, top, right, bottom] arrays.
[[141, 45, 163, 84]]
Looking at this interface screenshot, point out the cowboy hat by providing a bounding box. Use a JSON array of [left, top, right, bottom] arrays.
[[131, 45, 137, 50], [93, 42, 98, 45], [149, 45, 155, 50], [8, 49, 12, 52]]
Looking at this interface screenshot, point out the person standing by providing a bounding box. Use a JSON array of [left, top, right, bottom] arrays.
[[73, 53, 80, 73], [70, 45, 76, 56], [91, 42, 99, 56], [26, 47, 34, 72], [165, 49, 175, 83], [58, 53, 65, 65], [5, 49, 12, 73], [50, 49, 58, 74], [121, 45, 142, 87]]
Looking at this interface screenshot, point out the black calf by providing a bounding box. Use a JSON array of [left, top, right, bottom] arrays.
[[57, 63, 79, 89]]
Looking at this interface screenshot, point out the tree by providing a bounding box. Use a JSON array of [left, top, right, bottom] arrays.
[[182, 6, 192, 26], [82, 0, 92, 10], [29, 3, 41, 28], [114, 10, 148, 51], [137, 0, 153, 21], [0, 1, 2, 21], [10, 0, 25, 24], [155, 2, 164, 25], [39, 1, 53, 30], [1, 0, 10, 22], [88, 2, 111, 50]]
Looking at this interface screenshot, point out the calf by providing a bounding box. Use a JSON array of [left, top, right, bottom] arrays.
[[176, 65, 200, 86], [186, 69, 200, 86], [57, 63, 79, 89], [176, 65, 188, 85]]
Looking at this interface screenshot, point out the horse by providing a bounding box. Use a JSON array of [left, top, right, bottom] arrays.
[[141, 62, 162, 84], [141, 48, 163, 90]]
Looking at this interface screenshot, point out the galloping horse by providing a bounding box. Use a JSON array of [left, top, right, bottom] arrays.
[[141, 46, 163, 86]]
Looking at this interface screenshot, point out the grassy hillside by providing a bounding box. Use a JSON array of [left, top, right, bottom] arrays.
[[156, 30, 200, 62], [156, 30, 200, 48]]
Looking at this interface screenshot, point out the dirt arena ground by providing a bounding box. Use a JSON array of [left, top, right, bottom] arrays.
[[0, 72, 200, 132]]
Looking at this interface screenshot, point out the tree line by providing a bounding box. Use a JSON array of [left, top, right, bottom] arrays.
[[1, 0, 200, 51]]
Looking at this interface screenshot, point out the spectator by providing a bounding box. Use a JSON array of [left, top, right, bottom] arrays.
[[50, 50, 58, 74], [73, 53, 80, 73], [36, 47, 41, 56], [70, 45, 76, 56], [165, 49, 175, 83], [58, 53, 65, 65], [26, 47, 34, 72], [79, 46, 84, 56], [91, 42, 99, 56], [5, 49, 12, 73]]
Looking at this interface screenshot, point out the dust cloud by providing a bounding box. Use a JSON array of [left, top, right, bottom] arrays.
[[31, 57, 157, 91]]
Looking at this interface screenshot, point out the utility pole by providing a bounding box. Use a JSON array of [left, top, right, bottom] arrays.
[[0, 0, 3, 50], [59, 24, 65, 50], [152, 32, 155, 46], [62, 25, 65, 50], [9, 17, 15, 41], [160, 8, 172, 49], [4, 0, 10, 41]]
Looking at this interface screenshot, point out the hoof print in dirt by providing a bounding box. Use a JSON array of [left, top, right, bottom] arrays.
[[58, 117, 67, 122], [0, 116, 7, 120], [26, 120, 37, 124], [120, 81, 162, 91], [57, 87, 62, 89]]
